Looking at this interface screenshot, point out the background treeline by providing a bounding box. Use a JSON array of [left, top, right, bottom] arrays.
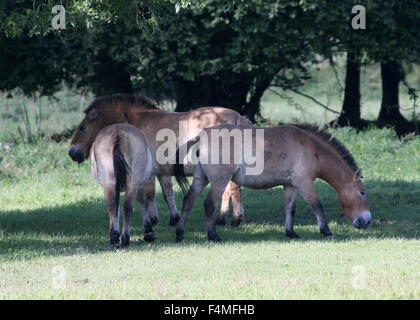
[[0, 0, 419, 132]]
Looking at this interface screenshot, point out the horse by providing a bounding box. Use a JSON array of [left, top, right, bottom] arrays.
[[68, 94, 252, 234], [90, 123, 154, 247], [174, 124, 372, 242]]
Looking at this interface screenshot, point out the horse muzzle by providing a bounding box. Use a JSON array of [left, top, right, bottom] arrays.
[[352, 211, 372, 230], [68, 145, 85, 163]]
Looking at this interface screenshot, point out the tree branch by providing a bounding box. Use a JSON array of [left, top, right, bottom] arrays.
[[270, 86, 340, 115], [329, 55, 344, 94]]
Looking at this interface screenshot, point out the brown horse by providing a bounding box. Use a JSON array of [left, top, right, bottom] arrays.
[[69, 94, 252, 232], [90, 124, 154, 247], [174, 124, 372, 242]]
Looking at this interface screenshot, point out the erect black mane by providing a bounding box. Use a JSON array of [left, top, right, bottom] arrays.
[[292, 124, 359, 172], [84, 93, 159, 114]]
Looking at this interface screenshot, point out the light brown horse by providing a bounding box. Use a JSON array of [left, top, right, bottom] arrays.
[[174, 124, 372, 242], [90, 124, 154, 247], [69, 94, 252, 232]]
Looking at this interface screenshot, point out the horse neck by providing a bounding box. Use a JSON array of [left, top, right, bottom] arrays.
[[318, 148, 354, 194]]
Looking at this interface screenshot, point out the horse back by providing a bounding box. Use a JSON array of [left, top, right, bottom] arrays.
[[194, 125, 320, 188]]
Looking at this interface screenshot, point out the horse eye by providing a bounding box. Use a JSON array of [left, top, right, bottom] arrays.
[[79, 125, 86, 132], [359, 191, 365, 196]]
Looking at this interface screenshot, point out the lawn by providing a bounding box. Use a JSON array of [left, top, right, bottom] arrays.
[[0, 126, 419, 299]]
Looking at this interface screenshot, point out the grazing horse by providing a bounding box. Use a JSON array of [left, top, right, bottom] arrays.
[[90, 124, 154, 247], [174, 124, 372, 242], [69, 94, 252, 232]]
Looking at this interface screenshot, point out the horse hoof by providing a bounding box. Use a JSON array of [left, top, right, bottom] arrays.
[[120, 234, 130, 247], [169, 214, 180, 226], [150, 216, 159, 226], [208, 232, 223, 242], [216, 217, 227, 226], [286, 230, 300, 239], [175, 227, 184, 242], [144, 232, 156, 243], [109, 242, 121, 249], [324, 235, 334, 240], [120, 241, 130, 248], [231, 218, 243, 227]]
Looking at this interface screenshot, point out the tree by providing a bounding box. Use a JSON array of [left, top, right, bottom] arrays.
[[305, 0, 419, 127], [378, 61, 406, 123], [133, 1, 318, 121], [298, 1, 369, 127], [341, 0, 420, 126], [339, 50, 361, 126], [365, 0, 420, 124], [1, 1, 318, 122]]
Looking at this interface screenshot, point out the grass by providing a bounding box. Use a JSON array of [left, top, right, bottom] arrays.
[[0, 126, 419, 299], [0, 87, 92, 143]]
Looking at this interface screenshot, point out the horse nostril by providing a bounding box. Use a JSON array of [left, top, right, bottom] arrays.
[[353, 211, 371, 230], [352, 219, 362, 229], [352, 217, 370, 230], [68, 147, 76, 159], [68, 146, 85, 163]]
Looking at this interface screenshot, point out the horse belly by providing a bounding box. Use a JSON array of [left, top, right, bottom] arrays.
[[232, 167, 292, 189]]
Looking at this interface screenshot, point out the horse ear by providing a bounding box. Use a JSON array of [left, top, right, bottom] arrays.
[[354, 169, 363, 181], [87, 108, 98, 120], [121, 112, 129, 123]]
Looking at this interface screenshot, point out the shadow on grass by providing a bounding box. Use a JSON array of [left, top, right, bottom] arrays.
[[0, 179, 418, 260]]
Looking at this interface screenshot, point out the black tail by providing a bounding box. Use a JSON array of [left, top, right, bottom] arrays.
[[174, 148, 190, 195], [113, 136, 129, 203], [174, 138, 200, 195]]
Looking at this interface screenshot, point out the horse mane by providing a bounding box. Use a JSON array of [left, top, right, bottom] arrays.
[[292, 124, 359, 172], [84, 93, 159, 114]]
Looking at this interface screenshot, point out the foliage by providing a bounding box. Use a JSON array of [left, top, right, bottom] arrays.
[[0, 0, 419, 121], [0, 0, 173, 38], [297, 0, 420, 63]]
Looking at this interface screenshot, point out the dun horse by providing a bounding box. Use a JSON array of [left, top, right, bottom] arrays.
[[69, 94, 252, 233], [174, 124, 372, 242], [90, 124, 154, 247]]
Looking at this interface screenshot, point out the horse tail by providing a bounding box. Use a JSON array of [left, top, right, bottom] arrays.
[[174, 138, 200, 195], [113, 135, 129, 205]]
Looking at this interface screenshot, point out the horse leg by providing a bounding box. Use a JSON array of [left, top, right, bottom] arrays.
[[143, 177, 159, 226], [137, 187, 156, 243], [105, 187, 121, 248], [298, 181, 333, 238], [283, 186, 299, 238], [121, 188, 137, 248], [204, 180, 231, 242], [175, 176, 209, 242], [229, 182, 244, 227], [217, 182, 244, 227], [157, 175, 181, 226], [216, 185, 230, 226]]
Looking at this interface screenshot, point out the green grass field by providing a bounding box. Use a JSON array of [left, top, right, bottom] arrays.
[[0, 126, 419, 299]]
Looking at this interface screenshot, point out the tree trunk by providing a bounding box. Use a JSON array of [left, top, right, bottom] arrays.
[[175, 74, 251, 114], [243, 76, 274, 123], [378, 61, 407, 123], [338, 50, 362, 127], [175, 72, 276, 123]]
